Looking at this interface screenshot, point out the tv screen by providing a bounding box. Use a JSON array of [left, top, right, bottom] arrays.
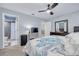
[[31, 27, 38, 33]]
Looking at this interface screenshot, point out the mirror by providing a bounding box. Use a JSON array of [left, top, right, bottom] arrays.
[[55, 20, 68, 33]]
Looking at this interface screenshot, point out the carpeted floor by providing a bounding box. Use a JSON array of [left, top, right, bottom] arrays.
[[0, 45, 25, 56]]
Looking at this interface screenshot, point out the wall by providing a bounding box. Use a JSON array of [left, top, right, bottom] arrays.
[[50, 11, 79, 33], [0, 7, 44, 48], [0, 20, 3, 48], [4, 22, 11, 37]]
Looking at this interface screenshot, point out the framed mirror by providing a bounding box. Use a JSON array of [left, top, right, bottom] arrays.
[[55, 20, 68, 33]]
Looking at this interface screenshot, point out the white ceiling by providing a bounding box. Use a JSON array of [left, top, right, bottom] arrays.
[[0, 3, 79, 20]]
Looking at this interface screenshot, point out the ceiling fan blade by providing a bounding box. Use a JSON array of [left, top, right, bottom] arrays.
[[51, 3, 58, 9], [38, 9, 47, 12], [47, 4, 50, 7]]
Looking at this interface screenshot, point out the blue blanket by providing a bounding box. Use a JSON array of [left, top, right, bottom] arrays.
[[36, 37, 63, 48]]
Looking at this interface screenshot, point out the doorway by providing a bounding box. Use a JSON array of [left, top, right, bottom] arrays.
[[3, 13, 18, 48]]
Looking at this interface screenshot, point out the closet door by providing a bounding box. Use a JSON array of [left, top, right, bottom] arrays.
[[41, 22, 45, 36], [41, 22, 51, 36], [44, 22, 51, 36]]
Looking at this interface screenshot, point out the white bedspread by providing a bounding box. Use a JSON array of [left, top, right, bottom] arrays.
[[23, 35, 79, 56], [23, 36, 65, 56]]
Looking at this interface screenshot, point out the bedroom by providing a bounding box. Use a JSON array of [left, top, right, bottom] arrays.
[[0, 3, 79, 56]]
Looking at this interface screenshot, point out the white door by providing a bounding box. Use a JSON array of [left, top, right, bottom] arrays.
[[41, 22, 51, 36]]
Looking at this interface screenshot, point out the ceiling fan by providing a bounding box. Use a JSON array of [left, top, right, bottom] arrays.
[[38, 3, 58, 15]]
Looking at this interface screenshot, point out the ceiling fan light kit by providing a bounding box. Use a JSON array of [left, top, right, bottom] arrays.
[[46, 10, 51, 13]]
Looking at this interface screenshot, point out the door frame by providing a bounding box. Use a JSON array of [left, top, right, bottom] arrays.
[[2, 13, 19, 48]]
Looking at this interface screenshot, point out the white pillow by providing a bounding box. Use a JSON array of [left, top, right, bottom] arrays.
[[65, 32, 79, 44]]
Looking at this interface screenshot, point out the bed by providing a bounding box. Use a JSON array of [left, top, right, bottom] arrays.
[[23, 26, 79, 56]]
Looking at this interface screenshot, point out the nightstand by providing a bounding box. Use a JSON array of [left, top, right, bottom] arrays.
[[21, 35, 27, 46]]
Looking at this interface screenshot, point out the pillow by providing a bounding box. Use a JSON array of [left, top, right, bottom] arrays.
[[65, 32, 79, 44]]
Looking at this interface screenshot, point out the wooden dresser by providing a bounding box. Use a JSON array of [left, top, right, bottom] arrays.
[[50, 32, 69, 36]]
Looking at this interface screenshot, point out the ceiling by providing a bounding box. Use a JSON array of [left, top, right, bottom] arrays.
[[0, 3, 79, 20]]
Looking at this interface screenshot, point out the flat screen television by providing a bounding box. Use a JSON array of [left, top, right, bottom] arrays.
[[31, 27, 38, 33]]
